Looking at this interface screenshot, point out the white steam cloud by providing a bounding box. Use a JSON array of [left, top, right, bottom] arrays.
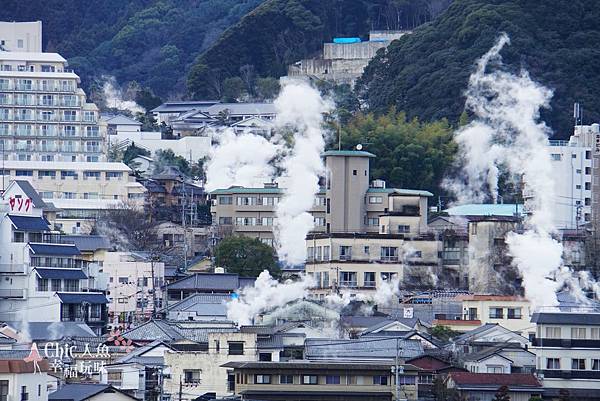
[[274, 83, 333, 265], [447, 34, 562, 308], [103, 77, 145, 114], [204, 128, 280, 192]]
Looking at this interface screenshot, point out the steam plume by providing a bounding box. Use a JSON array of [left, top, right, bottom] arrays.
[[102, 77, 145, 114], [274, 82, 332, 265]]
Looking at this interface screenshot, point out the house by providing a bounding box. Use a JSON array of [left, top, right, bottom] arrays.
[[305, 337, 424, 362], [151, 100, 219, 125], [449, 324, 530, 355], [0, 356, 50, 401], [462, 345, 536, 374], [457, 294, 532, 336], [49, 383, 139, 401], [406, 355, 465, 401], [222, 360, 420, 401], [161, 293, 230, 322], [444, 372, 542, 401], [530, 311, 600, 399], [164, 273, 255, 304]]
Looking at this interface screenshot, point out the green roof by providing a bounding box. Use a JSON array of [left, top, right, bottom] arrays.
[[210, 186, 283, 195], [367, 187, 433, 197], [322, 150, 376, 158]]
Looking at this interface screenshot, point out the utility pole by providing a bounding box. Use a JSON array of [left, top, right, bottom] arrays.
[[178, 375, 183, 401], [395, 337, 403, 401], [150, 255, 158, 319], [181, 181, 188, 270]]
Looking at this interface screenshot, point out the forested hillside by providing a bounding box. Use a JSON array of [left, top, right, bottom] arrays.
[[187, 0, 452, 98], [357, 0, 600, 137], [0, 0, 264, 98]]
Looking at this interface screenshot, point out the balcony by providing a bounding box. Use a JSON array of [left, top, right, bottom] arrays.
[[540, 369, 600, 379], [86, 146, 101, 153], [380, 256, 399, 263], [531, 338, 600, 348], [339, 254, 352, 261], [0, 289, 25, 298], [339, 280, 358, 288], [15, 145, 35, 152], [364, 281, 376, 288], [0, 264, 25, 274]]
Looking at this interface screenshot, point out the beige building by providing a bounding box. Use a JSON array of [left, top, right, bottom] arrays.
[[0, 21, 42, 52], [163, 332, 258, 400], [0, 161, 146, 233], [457, 294, 532, 335], [0, 51, 107, 162]]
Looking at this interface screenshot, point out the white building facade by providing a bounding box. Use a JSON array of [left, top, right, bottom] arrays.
[[0, 21, 42, 52]]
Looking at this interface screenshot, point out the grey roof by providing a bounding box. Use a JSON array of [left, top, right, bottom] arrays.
[[341, 315, 392, 328], [165, 293, 229, 317], [223, 360, 420, 371], [114, 340, 171, 365], [166, 273, 255, 291], [322, 150, 376, 158], [531, 311, 600, 325], [104, 114, 142, 126], [122, 319, 184, 342], [0, 350, 31, 359], [4, 321, 95, 341], [461, 344, 530, 362], [452, 324, 501, 343], [12, 180, 47, 208], [305, 338, 424, 360], [204, 102, 276, 116], [257, 333, 284, 349], [49, 383, 138, 401], [60, 235, 111, 252], [151, 100, 219, 113], [172, 326, 238, 342], [361, 319, 413, 335], [34, 268, 87, 280]]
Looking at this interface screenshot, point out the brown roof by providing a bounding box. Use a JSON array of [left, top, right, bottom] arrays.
[[449, 372, 541, 387], [0, 359, 49, 373], [456, 295, 525, 302]]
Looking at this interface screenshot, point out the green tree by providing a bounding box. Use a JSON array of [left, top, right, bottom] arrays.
[[339, 109, 456, 193], [492, 385, 510, 401], [153, 149, 191, 175], [214, 236, 279, 277], [221, 77, 245, 102], [528, 396, 542, 401], [123, 143, 150, 165], [431, 325, 458, 341], [255, 77, 281, 101], [135, 88, 162, 111]]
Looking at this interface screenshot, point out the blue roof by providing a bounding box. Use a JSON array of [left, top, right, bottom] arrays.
[[322, 150, 375, 157], [333, 37, 361, 44], [7, 215, 50, 231], [445, 204, 524, 217], [35, 268, 87, 280], [28, 243, 80, 256], [56, 292, 108, 304]]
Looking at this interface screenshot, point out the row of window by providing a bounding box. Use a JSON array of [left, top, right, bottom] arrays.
[[239, 374, 412, 386], [464, 306, 523, 320], [37, 278, 80, 292], [218, 195, 281, 206], [550, 152, 593, 161], [544, 326, 600, 340], [4, 154, 100, 162], [546, 357, 600, 371], [0, 108, 95, 122], [307, 245, 422, 262], [13, 168, 118, 179], [0, 78, 76, 92], [336, 271, 398, 288], [0, 124, 100, 137], [0, 93, 84, 108]]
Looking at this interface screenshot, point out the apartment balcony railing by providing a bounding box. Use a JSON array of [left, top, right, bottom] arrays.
[[0, 289, 25, 298], [15, 130, 34, 136], [0, 264, 26, 274], [339, 254, 352, 261], [0, 84, 10, 91], [86, 146, 101, 153], [61, 101, 79, 107], [15, 84, 33, 91], [15, 145, 35, 152], [540, 369, 600, 379], [380, 255, 399, 262], [364, 281, 376, 288], [14, 114, 35, 121], [339, 280, 358, 288], [40, 146, 57, 152]]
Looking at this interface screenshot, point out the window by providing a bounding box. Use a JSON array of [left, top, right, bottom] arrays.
[[118, 277, 128, 284], [51, 279, 61, 292], [572, 358, 586, 370], [339, 246, 352, 260], [61, 171, 78, 180], [369, 196, 383, 204], [326, 375, 341, 384], [545, 326, 561, 339], [254, 374, 271, 384], [184, 369, 201, 384], [571, 327, 586, 339], [546, 358, 560, 370], [419, 374, 433, 384], [302, 375, 318, 385], [37, 278, 49, 292], [13, 231, 25, 243], [487, 366, 504, 374], [219, 196, 233, 205], [471, 223, 477, 235], [592, 359, 600, 371], [280, 375, 294, 384], [63, 110, 77, 121], [322, 271, 329, 288], [340, 271, 357, 287], [591, 328, 600, 339], [373, 375, 388, 385], [83, 171, 101, 180], [15, 170, 33, 177], [314, 217, 325, 226], [550, 153, 561, 161], [258, 352, 272, 361], [38, 170, 56, 179], [63, 192, 75, 199], [489, 307, 504, 319], [17, 39, 23, 48], [586, 150, 592, 159], [507, 307, 522, 319], [586, 182, 591, 190], [261, 217, 274, 226], [367, 217, 379, 226], [0, 380, 7, 401], [398, 375, 416, 385], [235, 217, 256, 226], [107, 371, 122, 386], [228, 341, 244, 355], [364, 272, 376, 288], [64, 280, 79, 292], [398, 225, 410, 233], [380, 246, 398, 262], [323, 246, 330, 261], [219, 217, 232, 225], [236, 196, 256, 206], [353, 169, 357, 175], [20, 386, 27, 401], [586, 167, 592, 175]]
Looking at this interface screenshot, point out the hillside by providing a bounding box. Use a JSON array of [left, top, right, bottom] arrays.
[[0, 0, 264, 98], [187, 0, 453, 98], [357, 0, 600, 138]]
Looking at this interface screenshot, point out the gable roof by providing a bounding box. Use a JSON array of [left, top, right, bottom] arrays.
[[165, 273, 255, 291], [103, 114, 142, 126], [162, 293, 230, 317], [28, 243, 80, 256], [49, 383, 139, 401], [452, 324, 528, 344], [361, 319, 413, 335], [60, 235, 111, 252], [305, 338, 424, 360], [448, 372, 541, 388], [5, 180, 47, 208], [122, 319, 184, 342]]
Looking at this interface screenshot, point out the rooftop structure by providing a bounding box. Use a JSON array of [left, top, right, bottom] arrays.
[[0, 21, 42, 52]]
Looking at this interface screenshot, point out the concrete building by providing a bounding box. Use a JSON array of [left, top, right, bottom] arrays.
[[0, 21, 42, 52], [444, 372, 542, 401], [0, 51, 107, 162], [0, 180, 108, 335], [103, 252, 165, 327], [287, 31, 410, 84], [0, 356, 50, 401], [530, 311, 600, 399], [456, 295, 532, 336]]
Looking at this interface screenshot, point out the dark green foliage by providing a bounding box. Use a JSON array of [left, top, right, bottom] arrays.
[[338, 109, 457, 194], [222, 77, 246, 102], [492, 385, 511, 401], [123, 143, 151, 165], [358, 0, 600, 138], [214, 236, 279, 277], [431, 325, 458, 341], [0, 0, 263, 97], [255, 77, 281, 101]]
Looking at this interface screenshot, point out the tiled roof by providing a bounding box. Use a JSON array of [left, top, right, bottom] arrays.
[[305, 338, 423, 360], [366, 187, 434, 197], [531, 312, 600, 325], [210, 187, 283, 195], [4, 322, 96, 341], [448, 372, 541, 387], [49, 383, 138, 401], [60, 235, 111, 251], [165, 293, 229, 317], [122, 320, 184, 342], [151, 100, 219, 113], [223, 361, 419, 371], [7, 215, 50, 231], [456, 294, 525, 302], [35, 268, 87, 280], [166, 273, 255, 291], [28, 243, 80, 256], [56, 292, 108, 304]]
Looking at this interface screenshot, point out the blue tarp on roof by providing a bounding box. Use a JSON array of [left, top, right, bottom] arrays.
[[28, 243, 80, 256], [333, 37, 361, 44], [35, 268, 87, 280], [7, 215, 50, 231], [445, 204, 524, 217], [56, 292, 108, 304]]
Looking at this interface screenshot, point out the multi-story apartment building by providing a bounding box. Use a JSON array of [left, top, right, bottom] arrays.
[[0, 180, 108, 335], [0, 51, 107, 162], [457, 295, 532, 336], [0, 161, 146, 233], [0, 21, 42, 52], [530, 311, 600, 399]]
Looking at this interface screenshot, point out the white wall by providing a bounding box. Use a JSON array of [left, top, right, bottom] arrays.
[[0, 21, 42, 52], [109, 131, 211, 161]]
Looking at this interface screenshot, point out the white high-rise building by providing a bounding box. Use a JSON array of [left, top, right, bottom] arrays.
[[0, 21, 42, 52], [547, 127, 594, 230], [0, 51, 107, 162]]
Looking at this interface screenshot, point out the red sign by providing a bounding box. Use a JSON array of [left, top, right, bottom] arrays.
[[9, 196, 32, 213]]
